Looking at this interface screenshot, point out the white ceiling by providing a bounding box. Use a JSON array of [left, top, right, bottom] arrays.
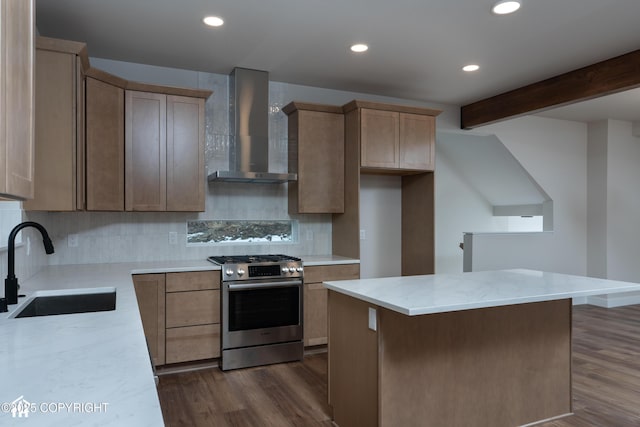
[[35, 0, 640, 122]]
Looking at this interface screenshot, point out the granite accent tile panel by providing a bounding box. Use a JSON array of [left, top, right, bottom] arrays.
[[187, 220, 295, 244]]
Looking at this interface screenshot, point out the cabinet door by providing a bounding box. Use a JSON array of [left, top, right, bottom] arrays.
[[399, 113, 434, 171], [23, 48, 78, 211], [133, 274, 166, 366], [86, 77, 124, 210], [291, 110, 344, 213], [125, 91, 166, 211], [304, 282, 328, 346], [166, 95, 204, 211], [360, 109, 399, 169], [303, 264, 360, 346], [0, 0, 35, 200]]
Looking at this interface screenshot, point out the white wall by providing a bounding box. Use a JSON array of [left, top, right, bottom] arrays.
[[464, 116, 588, 275], [435, 135, 507, 273], [604, 120, 640, 282], [359, 175, 402, 279]]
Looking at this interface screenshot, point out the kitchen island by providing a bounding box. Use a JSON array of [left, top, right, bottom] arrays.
[[324, 269, 640, 427]]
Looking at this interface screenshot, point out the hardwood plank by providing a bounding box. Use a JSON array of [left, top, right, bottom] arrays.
[[461, 49, 640, 129]]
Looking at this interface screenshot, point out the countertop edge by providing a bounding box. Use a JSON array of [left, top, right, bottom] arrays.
[[324, 270, 640, 316]]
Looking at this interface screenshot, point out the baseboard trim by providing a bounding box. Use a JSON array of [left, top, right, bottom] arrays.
[[588, 292, 640, 308]]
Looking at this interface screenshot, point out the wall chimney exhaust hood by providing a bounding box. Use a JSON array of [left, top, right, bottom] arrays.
[[208, 68, 297, 184]]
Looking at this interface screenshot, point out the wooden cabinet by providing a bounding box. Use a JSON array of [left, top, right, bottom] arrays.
[[166, 96, 205, 211], [164, 271, 220, 364], [23, 37, 87, 211], [283, 102, 345, 214], [133, 274, 166, 366], [134, 271, 221, 366], [303, 263, 360, 346], [125, 91, 166, 211], [86, 75, 125, 211], [399, 112, 435, 170], [344, 101, 438, 173], [125, 91, 205, 212], [334, 100, 441, 276], [21, 35, 209, 211], [23, 39, 85, 210], [0, 0, 35, 201]]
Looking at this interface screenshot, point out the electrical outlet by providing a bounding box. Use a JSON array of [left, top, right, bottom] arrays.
[[368, 307, 377, 331], [169, 232, 178, 245], [68, 234, 78, 247], [360, 229, 366, 240]]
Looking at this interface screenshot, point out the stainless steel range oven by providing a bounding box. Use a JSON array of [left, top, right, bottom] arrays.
[[208, 255, 304, 371]]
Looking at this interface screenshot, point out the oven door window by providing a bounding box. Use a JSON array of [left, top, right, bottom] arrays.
[[228, 286, 300, 331]]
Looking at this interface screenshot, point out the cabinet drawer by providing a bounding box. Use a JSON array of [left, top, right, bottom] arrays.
[[166, 271, 220, 292], [165, 324, 220, 364], [304, 264, 360, 283], [166, 290, 220, 328]]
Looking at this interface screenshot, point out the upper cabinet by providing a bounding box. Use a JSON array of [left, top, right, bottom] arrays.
[[23, 37, 88, 211], [125, 91, 167, 211], [125, 91, 205, 212], [85, 71, 125, 211], [283, 102, 345, 214], [22, 36, 211, 212], [0, 0, 35, 201], [343, 100, 440, 174]]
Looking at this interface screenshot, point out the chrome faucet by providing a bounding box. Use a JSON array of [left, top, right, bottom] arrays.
[[4, 222, 55, 305]]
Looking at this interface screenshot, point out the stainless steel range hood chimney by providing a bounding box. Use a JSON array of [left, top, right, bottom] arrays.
[[208, 68, 297, 184]]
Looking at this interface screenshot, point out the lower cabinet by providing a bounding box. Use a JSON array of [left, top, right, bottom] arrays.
[[134, 270, 220, 366], [303, 264, 360, 346], [132, 274, 166, 366]]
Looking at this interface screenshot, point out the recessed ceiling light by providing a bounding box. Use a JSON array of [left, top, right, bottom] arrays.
[[203, 16, 224, 27], [492, 0, 521, 15], [350, 44, 369, 53], [463, 64, 480, 72]]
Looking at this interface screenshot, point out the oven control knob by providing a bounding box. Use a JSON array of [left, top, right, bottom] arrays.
[[237, 268, 245, 276], [296, 267, 303, 273], [282, 267, 289, 274], [288, 267, 296, 273], [225, 269, 234, 276]]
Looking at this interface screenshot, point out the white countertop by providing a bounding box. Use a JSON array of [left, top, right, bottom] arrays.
[[302, 255, 359, 266], [324, 269, 640, 316], [0, 255, 354, 425], [0, 260, 217, 426]]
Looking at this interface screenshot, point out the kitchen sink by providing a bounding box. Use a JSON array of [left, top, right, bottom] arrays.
[[14, 289, 116, 318]]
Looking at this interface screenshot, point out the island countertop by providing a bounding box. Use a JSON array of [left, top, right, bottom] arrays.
[[324, 269, 640, 316]]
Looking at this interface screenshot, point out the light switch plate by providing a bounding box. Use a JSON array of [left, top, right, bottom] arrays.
[[368, 307, 377, 331]]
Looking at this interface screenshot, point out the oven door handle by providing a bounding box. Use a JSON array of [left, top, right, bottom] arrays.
[[227, 280, 303, 291]]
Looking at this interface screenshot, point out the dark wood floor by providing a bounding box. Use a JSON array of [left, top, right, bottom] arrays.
[[158, 305, 640, 427]]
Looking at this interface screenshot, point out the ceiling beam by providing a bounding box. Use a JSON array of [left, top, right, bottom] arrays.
[[460, 49, 640, 129]]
